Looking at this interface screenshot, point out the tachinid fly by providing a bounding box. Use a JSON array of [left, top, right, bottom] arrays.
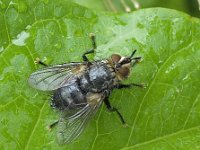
[[29, 33, 144, 144]]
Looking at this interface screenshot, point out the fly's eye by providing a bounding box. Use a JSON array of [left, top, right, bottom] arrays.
[[111, 54, 121, 63], [118, 67, 130, 78]]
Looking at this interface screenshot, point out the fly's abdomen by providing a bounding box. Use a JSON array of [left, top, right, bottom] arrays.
[[51, 81, 87, 110]]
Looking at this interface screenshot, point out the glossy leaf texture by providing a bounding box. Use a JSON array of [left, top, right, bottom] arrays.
[[0, 0, 200, 150], [72, 0, 200, 17]]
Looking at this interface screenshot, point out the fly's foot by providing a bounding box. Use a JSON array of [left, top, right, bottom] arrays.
[[137, 83, 146, 88], [34, 57, 41, 64], [89, 33, 95, 38], [123, 123, 129, 128], [34, 57, 48, 66]]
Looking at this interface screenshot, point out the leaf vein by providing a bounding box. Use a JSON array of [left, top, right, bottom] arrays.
[[126, 43, 193, 146], [122, 125, 200, 150], [24, 100, 47, 150], [182, 93, 200, 129]]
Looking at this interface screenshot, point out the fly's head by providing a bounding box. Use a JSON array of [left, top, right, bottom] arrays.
[[108, 50, 141, 80]]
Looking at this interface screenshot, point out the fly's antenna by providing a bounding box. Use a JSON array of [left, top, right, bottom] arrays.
[[130, 49, 141, 61], [129, 49, 137, 58]]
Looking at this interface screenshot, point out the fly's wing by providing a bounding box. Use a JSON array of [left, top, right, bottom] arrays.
[[29, 63, 87, 91], [57, 93, 103, 144]]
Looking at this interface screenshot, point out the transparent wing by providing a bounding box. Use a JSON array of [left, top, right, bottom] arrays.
[[28, 63, 87, 91], [57, 94, 103, 144]]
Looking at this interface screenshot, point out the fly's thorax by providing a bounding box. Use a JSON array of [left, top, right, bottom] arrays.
[[79, 61, 116, 92]]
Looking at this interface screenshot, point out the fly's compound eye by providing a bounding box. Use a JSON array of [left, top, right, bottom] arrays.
[[111, 54, 121, 63], [118, 67, 130, 78]]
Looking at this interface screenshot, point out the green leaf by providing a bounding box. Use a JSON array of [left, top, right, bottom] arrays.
[[1, 0, 200, 150]]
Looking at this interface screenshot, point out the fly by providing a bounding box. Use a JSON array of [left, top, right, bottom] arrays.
[[28, 33, 144, 144]]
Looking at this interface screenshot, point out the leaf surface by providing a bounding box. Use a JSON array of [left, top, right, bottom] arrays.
[[0, 1, 200, 150]]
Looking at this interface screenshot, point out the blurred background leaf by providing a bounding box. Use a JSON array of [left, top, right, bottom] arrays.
[[72, 0, 200, 17]]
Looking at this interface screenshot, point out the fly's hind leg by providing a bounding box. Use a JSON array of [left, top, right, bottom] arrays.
[[82, 33, 96, 62], [103, 96, 126, 126]]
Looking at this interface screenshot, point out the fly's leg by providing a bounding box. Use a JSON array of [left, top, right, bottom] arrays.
[[48, 120, 59, 131], [34, 57, 48, 67], [82, 49, 95, 62], [132, 57, 142, 67], [114, 83, 145, 89], [90, 33, 96, 49], [103, 96, 126, 125], [82, 33, 96, 62]]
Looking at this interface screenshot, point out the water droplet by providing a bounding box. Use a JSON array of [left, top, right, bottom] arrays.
[[9, 1, 16, 5], [12, 31, 30, 46], [183, 74, 189, 81], [165, 63, 175, 74], [172, 18, 180, 23], [176, 87, 180, 93], [0, 0, 6, 9], [43, 57, 48, 62], [25, 25, 32, 30], [0, 75, 3, 81], [0, 46, 4, 53], [179, 40, 183, 44], [54, 43, 61, 49]]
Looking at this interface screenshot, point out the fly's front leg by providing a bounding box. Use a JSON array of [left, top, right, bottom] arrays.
[[90, 33, 96, 49], [82, 33, 96, 62], [34, 57, 48, 67], [114, 83, 145, 89], [103, 96, 126, 125], [132, 56, 142, 67]]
